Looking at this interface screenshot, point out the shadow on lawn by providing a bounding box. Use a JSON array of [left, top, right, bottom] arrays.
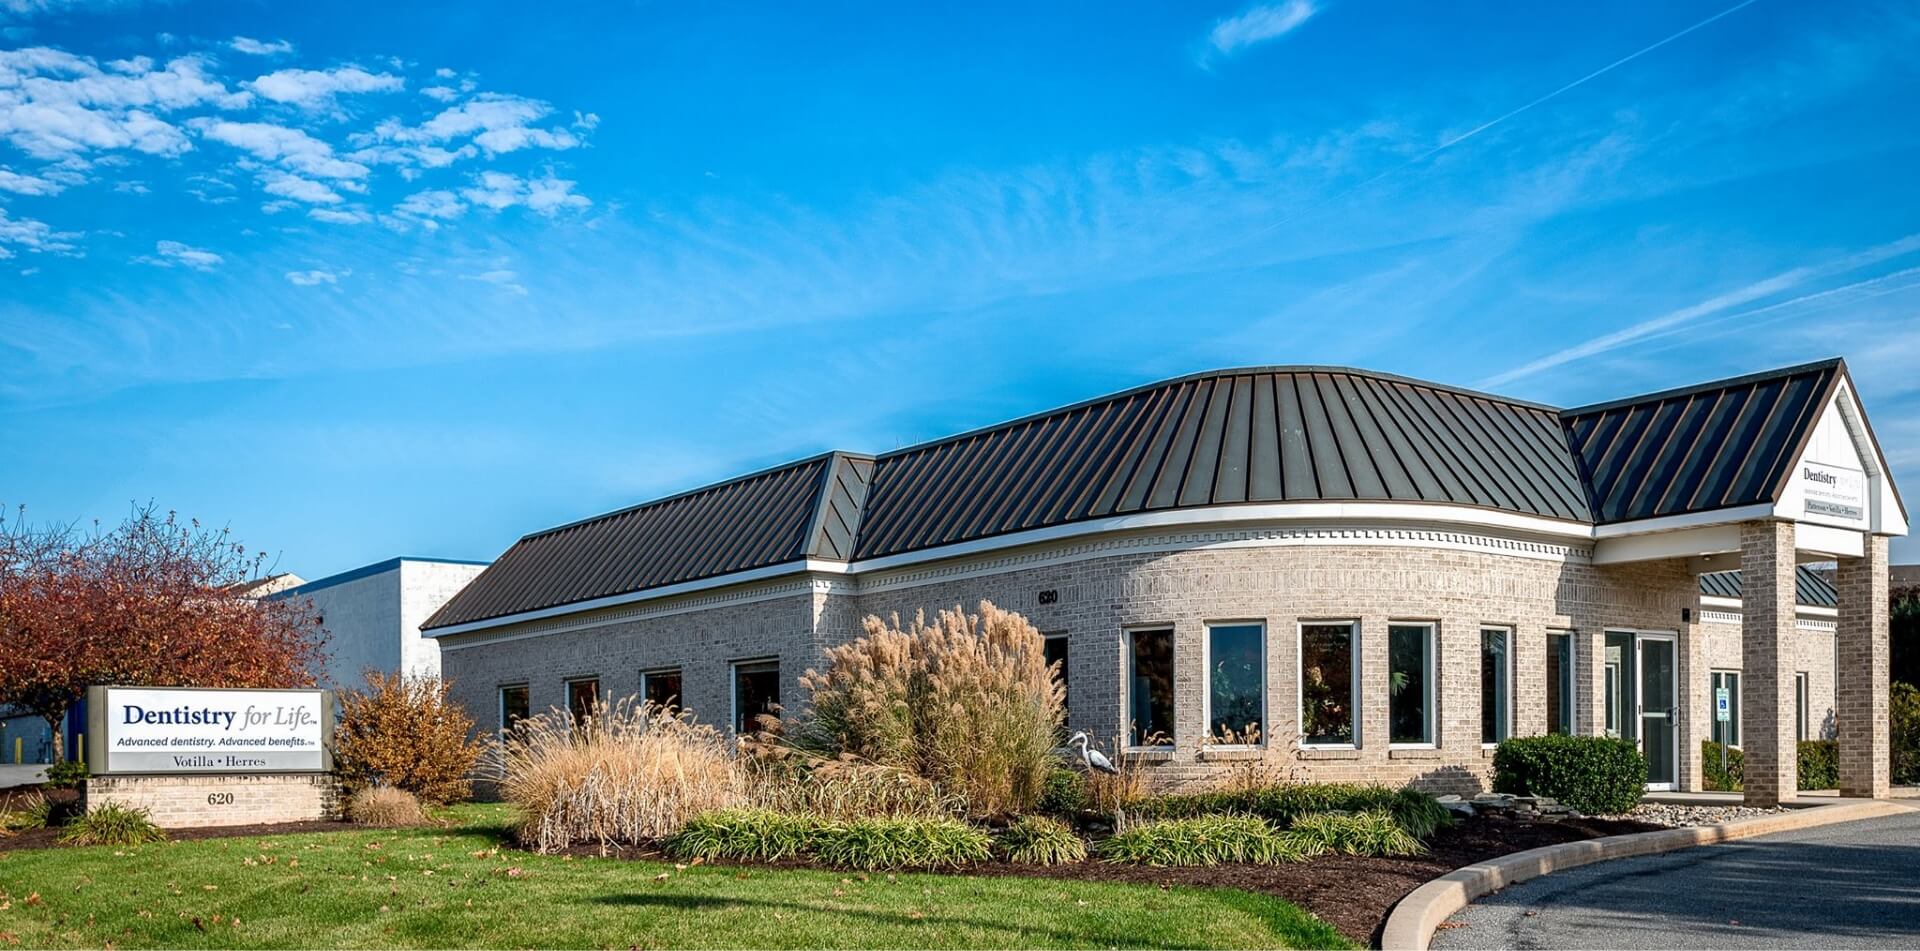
[[593, 891, 1206, 949]]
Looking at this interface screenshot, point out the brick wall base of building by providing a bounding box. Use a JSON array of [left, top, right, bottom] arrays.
[[84, 773, 342, 828]]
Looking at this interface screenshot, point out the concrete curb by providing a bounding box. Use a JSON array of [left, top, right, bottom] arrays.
[[1378, 799, 1916, 951]]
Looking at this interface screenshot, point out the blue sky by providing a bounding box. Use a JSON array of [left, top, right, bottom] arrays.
[[3, 0, 1918, 575]]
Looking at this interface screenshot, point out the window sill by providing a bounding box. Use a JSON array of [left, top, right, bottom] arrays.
[[1298, 747, 1361, 761], [1123, 748, 1175, 763], [1198, 747, 1267, 762], [1388, 747, 1445, 761]]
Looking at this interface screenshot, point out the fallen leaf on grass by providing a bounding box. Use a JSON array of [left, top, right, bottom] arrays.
[[21, 895, 38, 907]]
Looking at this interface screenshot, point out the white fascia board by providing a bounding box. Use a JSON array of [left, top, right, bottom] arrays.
[[1795, 523, 1865, 559]]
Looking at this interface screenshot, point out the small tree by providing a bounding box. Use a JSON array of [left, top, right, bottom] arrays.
[[0, 504, 327, 762], [334, 671, 481, 804], [799, 601, 1063, 817]]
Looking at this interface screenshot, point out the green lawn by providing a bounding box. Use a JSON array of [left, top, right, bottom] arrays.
[[0, 804, 1351, 950]]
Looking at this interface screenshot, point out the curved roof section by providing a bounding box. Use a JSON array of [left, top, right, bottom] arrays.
[[1561, 360, 1840, 525], [852, 367, 1591, 560]]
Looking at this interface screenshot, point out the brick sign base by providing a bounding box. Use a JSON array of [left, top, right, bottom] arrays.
[[84, 774, 341, 828]]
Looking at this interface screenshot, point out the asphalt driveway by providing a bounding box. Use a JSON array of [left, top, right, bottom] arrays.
[[1430, 807, 1920, 950]]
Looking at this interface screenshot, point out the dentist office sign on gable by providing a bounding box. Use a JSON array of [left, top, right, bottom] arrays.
[[86, 686, 333, 775]]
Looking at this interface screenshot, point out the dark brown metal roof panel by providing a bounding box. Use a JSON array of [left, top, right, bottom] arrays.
[[1698, 565, 1837, 608], [1561, 360, 1842, 524]]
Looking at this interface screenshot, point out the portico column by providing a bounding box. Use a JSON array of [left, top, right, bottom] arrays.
[[1837, 534, 1891, 799], [1739, 520, 1798, 807]]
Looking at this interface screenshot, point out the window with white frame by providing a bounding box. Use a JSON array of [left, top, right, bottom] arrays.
[[1795, 671, 1810, 742], [1547, 631, 1576, 735], [1711, 670, 1740, 746], [1300, 621, 1358, 747], [1128, 628, 1175, 747], [499, 683, 530, 733], [1388, 622, 1434, 746], [1206, 623, 1264, 745], [1480, 627, 1511, 745]]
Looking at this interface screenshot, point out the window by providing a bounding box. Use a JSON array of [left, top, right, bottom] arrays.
[[1127, 628, 1175, 746], [1480, 628, 1511, 745], [1795, 672, 1810, 742], [643, 668, 683, 710], [1300, 621, 1358, 747], [499, 684, 530, 733], [732, 660, 780, 734], [1043, 633, 1069, 721], [1388, 623, 1434, 746], [1604, 632, 1636, 742], [1547, 632, 1576, 735], [1207, 624, 1264, 745], [565, 678, 600, 725], [1710, 670, 1741, 746]]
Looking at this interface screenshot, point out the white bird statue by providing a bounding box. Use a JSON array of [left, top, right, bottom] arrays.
[[1068, 730, 1119, 775]]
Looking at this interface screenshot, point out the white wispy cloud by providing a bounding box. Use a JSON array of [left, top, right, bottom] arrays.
[[361, 92, 587, 158], [1205, 0, 1318, 62], [459, 170, 589, 216], [285, 267, 347, 285], [243, 65, 403, 109], [257, 168, 343, 204], [307, 207, 369, 224], [421, 85, 458, 102], [0, 48, 250, 160], [229, 36, 293, 56], [190, 118, 369, 179], [0, 166, 61, 195], [0, 205, 79, 257], [466, 267, 526, 295], [135, 238, 222, 270]]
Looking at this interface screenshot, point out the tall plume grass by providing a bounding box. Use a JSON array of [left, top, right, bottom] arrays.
[[496, 697, 743, 853], [798, 601, 1063, 818]]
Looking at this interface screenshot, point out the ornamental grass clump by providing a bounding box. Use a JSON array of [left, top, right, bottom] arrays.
[[346, 786, 429, 828], [1282, 810, 1426, 857], [58, 803, 165, 846], [665, 808, 819, 862], [1099, 815, 1304, 867], [997, 815, 1087, 865], [809, 817, 994, 871], [798, 601, 1063, 817], [750, 755, 962, 820], [499, 696, 743, 853]]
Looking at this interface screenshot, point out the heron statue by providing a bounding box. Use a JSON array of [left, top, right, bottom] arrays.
[[1068, 730, 1118, 775]]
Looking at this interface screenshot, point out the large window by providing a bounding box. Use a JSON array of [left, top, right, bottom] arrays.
[[1795, 672, 1810, 742], [1128, 628, 1174, 747], [499, 684, 530, 733], [1388, 623, 1434, 746], [1547, 631, 1576, 735], [1480, 628, 1511, 745], [643, 668, 683, 709], [732, 659, 780, 734], [1300, 621, 1357, 747], [565, 677, 600, 726], [1207, 624, 1264, 745], [1711, 670, 1741, 746], [1043, 633, 1069, 722]]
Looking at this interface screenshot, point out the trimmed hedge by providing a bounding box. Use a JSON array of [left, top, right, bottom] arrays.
[[1129, 783, 1450, 839], [1798, 739, 1838, 790], [1492, 735, 1644, 814], [1036, 768, 1087, 816]]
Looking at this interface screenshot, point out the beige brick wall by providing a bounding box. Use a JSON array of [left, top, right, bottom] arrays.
[[85, 774, 340, 828], [441, 531, 1715, 797]]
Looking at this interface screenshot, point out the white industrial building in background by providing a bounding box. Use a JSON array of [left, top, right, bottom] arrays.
[[271, 557, 488, 689]]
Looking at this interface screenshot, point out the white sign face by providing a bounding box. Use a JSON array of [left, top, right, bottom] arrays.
[[95, 687, 328, 774], [1797, 461, 1866, 524], [1715, 687, 1731, 723]]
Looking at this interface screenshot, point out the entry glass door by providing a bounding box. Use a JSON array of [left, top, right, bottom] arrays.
[[1638, 635, 1678, 789]]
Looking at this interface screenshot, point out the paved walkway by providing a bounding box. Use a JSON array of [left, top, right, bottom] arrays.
[[1432, 808, 1920, 950]]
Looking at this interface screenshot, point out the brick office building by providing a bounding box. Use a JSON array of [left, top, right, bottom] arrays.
[[426, 359, 1905, 804]]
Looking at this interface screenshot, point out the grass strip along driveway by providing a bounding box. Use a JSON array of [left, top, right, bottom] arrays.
[[0, 805, 1351, 950]]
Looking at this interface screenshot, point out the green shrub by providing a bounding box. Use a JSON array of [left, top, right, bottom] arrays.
[[1099, 815, 1306, 866], [1893, 682, 1920, 786], [665, 808, 819, 862], [1493, 735, 1645, 815], [1797, 740, 1838, 790], [1282, 810, 1426, 857], [58, 803, 165, 846], [1036, 768, 1087, 816], [997, 815, 1086, 865], [44, 760, 88, 790], [1130, 782, 1450, 839], [810, 817, 994, 870], [1702, 740, 1744, 791]]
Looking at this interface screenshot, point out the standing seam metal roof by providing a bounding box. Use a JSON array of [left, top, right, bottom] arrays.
[[1698, 566, 1838, 608], [424, 359, 1889, 631]]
